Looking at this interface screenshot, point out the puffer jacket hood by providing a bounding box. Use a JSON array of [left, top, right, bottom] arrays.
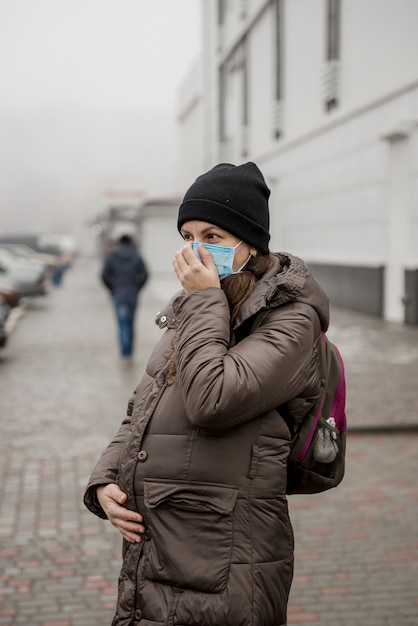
[[236, 252, 329, 329], [85, 251, 330, 626]]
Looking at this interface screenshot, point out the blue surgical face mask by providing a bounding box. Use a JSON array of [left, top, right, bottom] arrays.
[[191, 240, 250, 280]]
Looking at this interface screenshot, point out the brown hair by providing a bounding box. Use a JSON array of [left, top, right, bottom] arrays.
[[167, 253, 277, 384]]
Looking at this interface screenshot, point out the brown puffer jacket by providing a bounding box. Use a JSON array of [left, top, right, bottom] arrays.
[[84, 253, 329, 626]]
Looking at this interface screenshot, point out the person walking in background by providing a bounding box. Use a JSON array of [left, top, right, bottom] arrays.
[[101, 234, 148, 367], [51, 250, 73, 286], [85, 162, 330, 625]]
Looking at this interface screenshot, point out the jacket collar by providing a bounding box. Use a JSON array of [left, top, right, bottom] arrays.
[[155, 252, 329, 333]]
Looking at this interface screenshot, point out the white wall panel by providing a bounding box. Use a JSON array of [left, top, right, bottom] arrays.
[[341, 0, 418, 111], [284, 0, 325, 139], [409, 176, 418, 266], [142, 214, 178, 275]]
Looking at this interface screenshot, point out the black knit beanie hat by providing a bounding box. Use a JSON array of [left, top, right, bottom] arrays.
[[177, 162, 271, 254]]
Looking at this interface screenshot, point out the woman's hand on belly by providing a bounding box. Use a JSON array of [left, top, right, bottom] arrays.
[[97, 484, 145, 543]]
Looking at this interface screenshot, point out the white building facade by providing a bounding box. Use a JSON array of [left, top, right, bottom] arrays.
[[176, 0, 418, 324]]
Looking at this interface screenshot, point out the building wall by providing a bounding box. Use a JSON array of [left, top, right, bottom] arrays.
[[284, 0, 325, 138], [341, 0, 418, 111], [176, 58, 206, 192], [177, 0, 418, 323]]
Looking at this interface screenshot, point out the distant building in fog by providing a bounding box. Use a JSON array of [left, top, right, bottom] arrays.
[[177, 0, 418, 325]]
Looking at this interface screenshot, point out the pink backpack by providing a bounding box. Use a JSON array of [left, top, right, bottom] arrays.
[[286, 332, 347, 494]]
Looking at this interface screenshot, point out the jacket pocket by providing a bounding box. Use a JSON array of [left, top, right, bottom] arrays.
[[142, 479, 238, 593]]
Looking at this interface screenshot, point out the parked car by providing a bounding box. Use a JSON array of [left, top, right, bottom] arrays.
[[0, 243, 57, 277], [0, 275, 20, 308], [0, 248, 47, 297], [0, 296, 9, 348], [0, 243, 46, 273]]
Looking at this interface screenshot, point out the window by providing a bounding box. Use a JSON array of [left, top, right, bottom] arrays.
[[218, 41, 249, 159], [218, 0, 226, 26], [327, 0, 340, 62], [324, 0, 340, 111], [273, 0, 283, 139], [219, 64, 227, 145], [241, 39, 249, 157]]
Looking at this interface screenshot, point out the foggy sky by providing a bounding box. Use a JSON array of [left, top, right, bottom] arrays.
[[0, 0, 201, 236]]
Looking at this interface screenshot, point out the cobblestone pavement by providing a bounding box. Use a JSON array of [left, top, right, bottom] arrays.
[[0, 256, 417, 625]]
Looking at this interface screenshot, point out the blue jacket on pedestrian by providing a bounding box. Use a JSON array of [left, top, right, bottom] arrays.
[[101, 239, 148, 297]]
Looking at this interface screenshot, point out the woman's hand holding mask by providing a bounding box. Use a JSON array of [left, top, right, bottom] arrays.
[[173, 241, 221, 293]]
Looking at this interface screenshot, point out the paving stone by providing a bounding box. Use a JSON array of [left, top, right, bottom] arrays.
[[0, 256, 417, 625]]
